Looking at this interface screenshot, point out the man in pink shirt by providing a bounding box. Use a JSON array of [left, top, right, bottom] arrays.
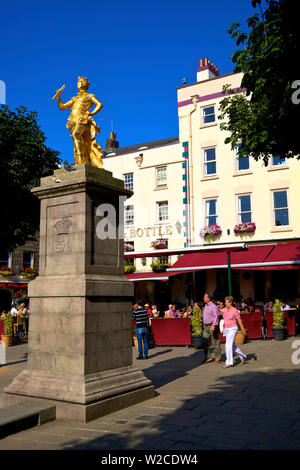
[[202, 293, 222, 364]]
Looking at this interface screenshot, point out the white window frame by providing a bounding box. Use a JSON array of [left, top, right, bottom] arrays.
[[125, 205, 134, 226], [124, 173, 134, 192], [23, 252, 34, 269], [157, 202, 168, 222], [204, 198, 218, 226], [236, 143, 250, 172], [203, 147, 217, 177], [271, 155, 286, 167], [237, 194, 252, 223], [0, 251, 12, 268], [272, 190, 289, 227], [156, 166, 167, 187], [202, 105, 216, 125]]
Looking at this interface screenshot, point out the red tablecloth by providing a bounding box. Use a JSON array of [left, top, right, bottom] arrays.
[[0, 321, 4, 335], [150, 318, 192, 346], [219, 312, 263, 343], [266, 311, 295, 338]]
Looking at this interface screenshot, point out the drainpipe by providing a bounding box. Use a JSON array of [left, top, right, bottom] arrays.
[[188, 95, 199, 246]]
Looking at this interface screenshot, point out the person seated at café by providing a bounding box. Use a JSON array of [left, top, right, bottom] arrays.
[[264, 301, 273, 313], [240, 300, 250, 312], [144, 303, 153, 317], [167, 304, 179, 318], [246, 297, 254, 311], [1, 310, 6, 318], [165, 304, 173, 317], [152, 305, 158, 318], [179, 307, 186, 318], [184, 305, 193, 318]]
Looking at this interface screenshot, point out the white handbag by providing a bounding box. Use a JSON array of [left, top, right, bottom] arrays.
[[219, 319, 225, 334]]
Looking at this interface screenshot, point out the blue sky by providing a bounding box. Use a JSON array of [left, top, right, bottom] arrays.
[[1, 0, 255, 162]]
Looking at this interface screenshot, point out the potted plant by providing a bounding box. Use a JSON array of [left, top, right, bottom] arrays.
[[20, 267, 38, 280], [272, 299, 286, 341], [124, 264, 136, 274], [150, 260, 170, 272], [190, 305, 205, 349], [1, 311, 13, 347], [0, 265, 14, 277]]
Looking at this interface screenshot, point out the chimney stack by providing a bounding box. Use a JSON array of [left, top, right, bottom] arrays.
[[105, 131, 119, 152], [197, 57, 220, 82]]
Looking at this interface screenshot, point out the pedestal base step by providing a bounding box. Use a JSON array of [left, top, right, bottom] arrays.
[[3, 384, 155, 424], [0, 397, 56, 439]]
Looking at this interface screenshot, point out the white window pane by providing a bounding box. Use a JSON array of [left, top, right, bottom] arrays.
[[274, 191, 287, 209]]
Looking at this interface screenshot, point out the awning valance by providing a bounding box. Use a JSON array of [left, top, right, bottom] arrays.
[[167, 245, 274, 272]]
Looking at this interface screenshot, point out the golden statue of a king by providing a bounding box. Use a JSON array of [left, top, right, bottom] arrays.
[[53, 77, 104, 168]]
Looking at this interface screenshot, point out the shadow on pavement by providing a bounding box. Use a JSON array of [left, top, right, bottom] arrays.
[[60, 364, 300, 450]]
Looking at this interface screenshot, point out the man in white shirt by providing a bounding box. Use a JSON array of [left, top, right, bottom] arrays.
[[11, 302, 18, 317]]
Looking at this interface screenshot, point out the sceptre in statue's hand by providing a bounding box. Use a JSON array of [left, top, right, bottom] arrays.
[[52, 77, 104, 168]]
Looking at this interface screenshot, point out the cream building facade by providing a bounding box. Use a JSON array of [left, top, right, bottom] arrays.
[[103, 58, 300, 306]]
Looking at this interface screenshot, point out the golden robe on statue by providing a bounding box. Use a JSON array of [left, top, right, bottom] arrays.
[[53, 77, 104, 168]]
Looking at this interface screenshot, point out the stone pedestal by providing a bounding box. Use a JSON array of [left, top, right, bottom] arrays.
[[4, 165, 154, 421]]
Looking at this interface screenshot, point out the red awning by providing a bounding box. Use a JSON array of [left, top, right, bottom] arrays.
[[168, 245, 275, 272], [237, 242, 300, 270]]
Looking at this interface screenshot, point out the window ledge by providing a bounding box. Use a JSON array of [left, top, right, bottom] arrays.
[[154, 186, 168, 191], [270, 227, 293, 233], [201, 176, 219, 181], [200, 122, 218, 129], [233, 171, 253, 177], [268, 165, 289, 172]]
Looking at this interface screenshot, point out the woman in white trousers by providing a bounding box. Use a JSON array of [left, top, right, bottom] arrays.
[[222, 296, 247, 369]]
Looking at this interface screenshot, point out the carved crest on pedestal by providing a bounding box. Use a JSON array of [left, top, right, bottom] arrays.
[[54, 218, 72, 253]]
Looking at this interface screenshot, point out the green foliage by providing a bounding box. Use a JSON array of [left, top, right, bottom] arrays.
[[190, 306, 203, 336], [0, 105, 60, 251], [124, 265, 136, 274], [272, 299, 285, 328], [3, 311, 12, 335], [218, 0, 300, 165]]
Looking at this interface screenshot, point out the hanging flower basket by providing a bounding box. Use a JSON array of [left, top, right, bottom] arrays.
[[124, 243, 134, 252], [200, 224, 222, 239], [0, 265, 14, 276], [151, 240, 168, 249], [14, 288, 28, 300], [234, 222, 256, 234]]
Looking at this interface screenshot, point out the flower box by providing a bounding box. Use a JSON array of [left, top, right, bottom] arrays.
[[20, 267, 38, 279], [124, 243, 134, 252], [0, 266, 14, 276], [151, 240, 168, 250], [200, 224, 222, 239], [234, 222, 256, 234]]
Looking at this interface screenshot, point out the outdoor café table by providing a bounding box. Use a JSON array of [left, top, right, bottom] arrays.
[[150, 318, 192, 346], [219, 311, 262, 343], [266, 310, 296, 338]]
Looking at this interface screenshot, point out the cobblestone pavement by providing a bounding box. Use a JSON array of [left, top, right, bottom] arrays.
[[0, 337, 300, 450]]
